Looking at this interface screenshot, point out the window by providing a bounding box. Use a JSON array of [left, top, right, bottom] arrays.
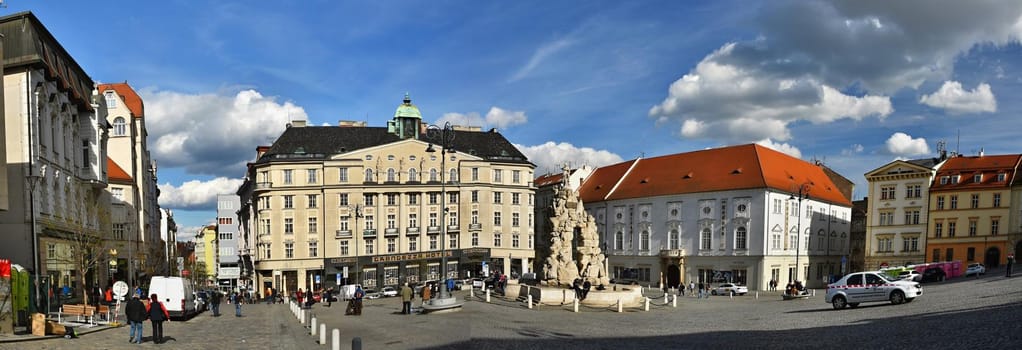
[[701, 228, 712, 250], [877, 238, 892, 252], [112, 187, 124, 202], [968, 220, 977, 236], [974, 174, 982, 183], [365, 169, 375, 182], [307, 169, 317, 183], [932, 249, 940, 262], [307, 195, 318, 208], [948, 221, 956, 237], [309, 241, 318, 257], [773, 199, 781, 214], [218, 217, 234, 225], [493, 212, 502, 226], [967, 247, 975, 261], [904, 210, 920, 225], [387, 194, 397, 206], [471, 232, 479, 246], [448, 234, 457, 249], [409, 238, 417, 252], [365, 240, 374, 255], [993, 193, 1001, 207], [471, 168, 479, 181], [881, 185, 896, 200], [448, 212, 458, 226], [387, 214, 397, 229], [512, 234, 520, 248], [105, 91, 118, 108], [945, 248, 953, 261], [950, 196, 957, 209], [429, 193, 439, 205], [940, 176, 948, 185], [365, 215, 375, 230], [408, 168, 417, 182], [449, 168, 458, 182], [971, 194, 979, 208], [512, 193, 520, 205], [494, 192, 502, 204], [735, 227, 747, 250], [340, 241, 349, 255], [285, 243, 294, 258], [409, 213, 418, 228], [668, 229, 679, 249], [615, 231, 623, 249], [430, 168, 438, 182], [772, 234, 781, 251], [113, 223, 126, 240], [494, 233, 502, 247], [364, 194, 376, 206], [339, 216, 349, 231], [512, 170, 521, 184], [429, 212, 438, 227], [283, 195, 294, 209], [339, 168, 349, 182], [640, 230, 650, 251], [879, 211, 894, 226], [493, 169, 503, 183], [992, 219, 1000, 236], [512, 213, 520, 227], [387, 238, 396, 253], [112, 117, 126, 136], [934, 222, 943, 237], [284, 218, 294, 234], [448, 192, 458, 204], [308, 217, 318, 233], [906, 184, 922, 199], [429, 235, 438, 250], [339, 193, 349, 206], [408, 193, 418, 205], [997, 173, 1006, 182], [937, 196, 945, 210], [951, 175, 960, 184], [283, 169, 293, 184], [471, 210, 478, 224], [903, 237, 918, 252], [471, 191, 479, 203]]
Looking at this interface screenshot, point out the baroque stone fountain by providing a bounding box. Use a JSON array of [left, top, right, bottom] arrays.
[[540, 176, 610, 287]]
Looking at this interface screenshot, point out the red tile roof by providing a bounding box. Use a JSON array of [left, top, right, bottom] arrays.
[[534, 172, 564, 188], [98, 83, 144, 118], [931, 154, 1021, 192], [578, 144, 851, 206], [107, 157, 133, 182]]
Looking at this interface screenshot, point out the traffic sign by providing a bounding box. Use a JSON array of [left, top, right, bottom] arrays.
[[113, 281, 129, 297]]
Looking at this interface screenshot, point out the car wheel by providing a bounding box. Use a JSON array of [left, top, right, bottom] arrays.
[[711, 290, 717, 295], [890, 290, 905, 305], [848, 303, 860, 308], [832, 295, 847, 310]]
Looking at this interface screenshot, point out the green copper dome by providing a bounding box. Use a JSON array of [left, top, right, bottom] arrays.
[[393, 93, 422, 119]]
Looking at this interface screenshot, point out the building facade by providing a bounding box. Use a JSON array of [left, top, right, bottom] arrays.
[[849, 198, 868, 273], [863, 157, 945, 270], [194, 225, 218, 288], [216, 194, 241, 291], [239, 96, 535, 295], [927, 153, 1020, 268], [579, 144, 852, 290]]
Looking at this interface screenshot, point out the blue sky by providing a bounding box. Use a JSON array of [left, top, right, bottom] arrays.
[[7, 1, 1021, 241]]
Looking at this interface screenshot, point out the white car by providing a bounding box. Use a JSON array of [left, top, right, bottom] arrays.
[[897, 270, 922, 282], [965, 263, 986, 276], [380, 286, 398, 298], [711, 283, 748, 296], [826, 272, 922, 310]]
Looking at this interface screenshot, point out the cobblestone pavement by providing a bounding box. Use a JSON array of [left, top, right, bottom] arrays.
[[7, 270, 1022, 349]]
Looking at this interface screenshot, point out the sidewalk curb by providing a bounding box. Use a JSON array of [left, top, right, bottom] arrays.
[[0, 323, 119, 343]]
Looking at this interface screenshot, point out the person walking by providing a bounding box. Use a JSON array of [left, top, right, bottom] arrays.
[[400, 283, 413, 314], [210, 290, 222, 317], [297, 288, 304, 307], [421, 283, 432, 307], [1007, 254, 1015, 277], [232, 292, 243, 317], [689, 282, 695, 297], [697, 282, 705, 299], [125, 293, 146, 344], [146, 294, 170, 344]]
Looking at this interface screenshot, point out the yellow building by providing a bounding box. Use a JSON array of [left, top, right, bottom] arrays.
[[240, 95, 535, 294], [194, 225, 218, 288]]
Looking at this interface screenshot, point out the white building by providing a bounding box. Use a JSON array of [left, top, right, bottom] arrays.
[[216, 194, 242, 291]]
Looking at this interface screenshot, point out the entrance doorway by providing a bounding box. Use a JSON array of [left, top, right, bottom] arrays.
[[666, 265, 680, 289], [985, 247, 1001, 268]]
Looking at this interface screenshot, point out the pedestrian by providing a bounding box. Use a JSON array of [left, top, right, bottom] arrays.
[[421, 283, 432, 306], [232, 292, 243, 317], [1007, 254, 1015, 277], [210, 290, 221, 317], [125, 293, 146, 344], [689, 282, 695, 297], [297, 288, 304, 306], [325, 287, 334, 307], [352, 285, 365, 315], [104, 286, 113, 305], [146, 294, 170, 344], [400, 283, 413, 314], [697, 282, 704, 299]]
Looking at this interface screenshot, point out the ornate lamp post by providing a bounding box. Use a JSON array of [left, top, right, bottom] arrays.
[[789, 183, 811, 284], [347, 204, 363, 286], [425, 122, 456, 304]]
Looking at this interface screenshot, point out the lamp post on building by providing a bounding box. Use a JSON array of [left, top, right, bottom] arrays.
[[425, 122, 456, 303], [789, 183, 811, 284]]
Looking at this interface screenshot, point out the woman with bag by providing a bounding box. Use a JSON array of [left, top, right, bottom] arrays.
[[147, 294, 171, 344]]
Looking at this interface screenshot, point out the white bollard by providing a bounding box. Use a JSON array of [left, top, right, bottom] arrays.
[[730, 291, 734, 300], [812, 289, 816, 297], [664, 293, 669, 304], [311, 317, 317, 335], [300, 309, 306, 324], [573, 298, 579, 313], [644, 297, 650, 311], [332, 329, 340, 350], [756, 291, 759, 299], [672, 295, 677, 308], [486, 289, 491, 302], [470, 286, 475, 298], [617, 299, 623, 313], [319, 324, 326, 345], [528, 294, 533, 309]]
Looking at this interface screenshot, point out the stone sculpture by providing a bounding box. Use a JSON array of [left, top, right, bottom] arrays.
[[540, 167, 610, 287]]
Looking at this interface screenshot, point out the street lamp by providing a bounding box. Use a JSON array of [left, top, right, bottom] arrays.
[[347, 204, 363, 286], [425, 122, 456, 304], [789, 183, 811, 285]]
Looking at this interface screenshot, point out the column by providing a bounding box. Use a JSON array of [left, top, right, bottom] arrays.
[[521, 258, 528, 275]]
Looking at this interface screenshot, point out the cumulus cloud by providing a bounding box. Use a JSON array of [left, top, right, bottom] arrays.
[[514, 142, 623, 175], [919, 81, 997, 114], [649, 0, 1022, 143], [885, 132, 930, 156], [436, 106, 528, 130], [158, 177, 245, 210], [141, 89, 307, 177], [756, 139, 802, 159], [175, 225, 206, 242], [841, 144, 865, 156]]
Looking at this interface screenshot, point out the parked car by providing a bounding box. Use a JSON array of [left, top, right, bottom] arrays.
[[194, 291, 209, 312], [920, 267, 946, 282], [470, 278, 485, 289], [897, 270, 922, 282], [362, 289, 383, 299], [452, 280, 465, 291], [711, 283, 748, 296], [965, 263, 986, 276], [826, 271, 922, 310], [380, 286, 398, 298]]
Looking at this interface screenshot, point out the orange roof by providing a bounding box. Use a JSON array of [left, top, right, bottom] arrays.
[[578, 144, 851, 206], [98, 83, 144, 118], [534, 173, 564, 188], [931, 154, 1021, 192], [107, 157, 133, 182]]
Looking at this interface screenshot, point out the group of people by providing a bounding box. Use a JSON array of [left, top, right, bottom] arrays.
[[124, 293, 171, 344]]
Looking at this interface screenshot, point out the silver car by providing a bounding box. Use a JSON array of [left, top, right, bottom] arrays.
[[826, 272, 922, 310]]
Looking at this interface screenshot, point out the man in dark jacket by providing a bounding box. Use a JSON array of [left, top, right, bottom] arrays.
[[125, 293, 147, 344], [210, 290, 222, 317]]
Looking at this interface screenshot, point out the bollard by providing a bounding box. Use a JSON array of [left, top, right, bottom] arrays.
[[617, 299, 623, 313], [730, 291, 734, 300], [486, 289, 491, 302], [573, 298, 579, 313], [664, 293, 669, 304], [332, 329, 340, 350], [353, 337, 363, 350], [311, 317, 317, 335], [319, 324, 326, 345], [812, 289, 816, 297], [672, 294, 677, 308], [528, 294, 533, 309], [756, 291, 759, 299], [470, 286, 475, 298], [300, 309, 306, 324], [644, 297, 650, 312]]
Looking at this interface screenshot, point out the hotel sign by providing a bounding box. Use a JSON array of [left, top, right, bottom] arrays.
[[371, 251, 453, 263]]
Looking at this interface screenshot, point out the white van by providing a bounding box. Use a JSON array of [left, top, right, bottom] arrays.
[[148, 276, 197, 318], [337, 284, 363, 301]]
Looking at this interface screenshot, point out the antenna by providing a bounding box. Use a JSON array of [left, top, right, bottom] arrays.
[[956, 129, 960, 156]]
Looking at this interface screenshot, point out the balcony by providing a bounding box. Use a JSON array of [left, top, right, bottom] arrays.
[[255, 182, 272, 191], [468, 223, 482, 231], [659, 249, 686, 258], [335, 230, 352, 238], [363, 229, 377, 238], [447, 224, 460, 232], [384, 228, 400, 236], [426, 226, 441, 235], [406, 227, 420, 236]]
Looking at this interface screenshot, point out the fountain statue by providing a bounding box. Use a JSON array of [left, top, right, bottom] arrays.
[[540, 166, 610, 287]]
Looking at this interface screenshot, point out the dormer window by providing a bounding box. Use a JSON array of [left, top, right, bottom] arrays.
[[104, 91, 117, 108], [940, 176, 948, 185], [974, 173, 982, 183], [951, 175, 960, 184], [997, 173, 1006, 182]]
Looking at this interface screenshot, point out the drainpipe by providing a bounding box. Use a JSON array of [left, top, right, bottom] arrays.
[[29, 79, 43, 313]]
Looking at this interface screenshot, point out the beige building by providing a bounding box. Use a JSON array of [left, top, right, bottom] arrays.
[[239, 95, 535, 294], [195, 225, 218, 287], [864, 156, 946, 270]]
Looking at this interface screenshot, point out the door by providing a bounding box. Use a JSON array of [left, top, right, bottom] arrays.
[[985, 247, 1001, 268], [666, 265, 680, 289], [864, 273, 887, 301], [843, 274, 867, 302]]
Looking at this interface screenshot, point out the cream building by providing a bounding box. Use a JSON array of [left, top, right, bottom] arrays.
[[240, 95, 535, 294], [194, 225, 218, 288], [864, 156, 946, 270]]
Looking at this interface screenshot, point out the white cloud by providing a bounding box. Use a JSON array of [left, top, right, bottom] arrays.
[[841, 144, 865, 156], [141, 89, 307, 177], [175, 225, 206, 242], [756, 139, 802, 159], [436, 106, 528, 130], [885, 132, 931, 156], [436, 112, 484, 128], [158, 177, 245, 210], [514, 142, 623, 175], [919, 81, 997, 114], [510, 38, 573, 82]]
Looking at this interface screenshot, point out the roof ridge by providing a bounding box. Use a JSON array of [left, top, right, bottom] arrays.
[[604, 159, 640, 201]]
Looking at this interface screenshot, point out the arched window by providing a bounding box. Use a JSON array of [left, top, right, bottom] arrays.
[[701, 228, 712, 250], [387, 168, 396, 182], [669, 229, 679, 249], [640, 230, 650, 251], [408, 168, 417, 182], [614, 231, 623, 250], [430, 168, 438, 182], [365, 169, 374, 182], [450, 168, 458, 182], [735, 227, 747, 250], [113, 117, 126, 136]]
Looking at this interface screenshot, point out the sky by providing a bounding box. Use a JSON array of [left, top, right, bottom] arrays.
[[6, 1, 1021, 242]]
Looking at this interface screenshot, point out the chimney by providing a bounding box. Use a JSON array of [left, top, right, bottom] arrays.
[[290, 120, 307, 128], [338, 120, 367, 127], [978, 148, 984, 157]]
